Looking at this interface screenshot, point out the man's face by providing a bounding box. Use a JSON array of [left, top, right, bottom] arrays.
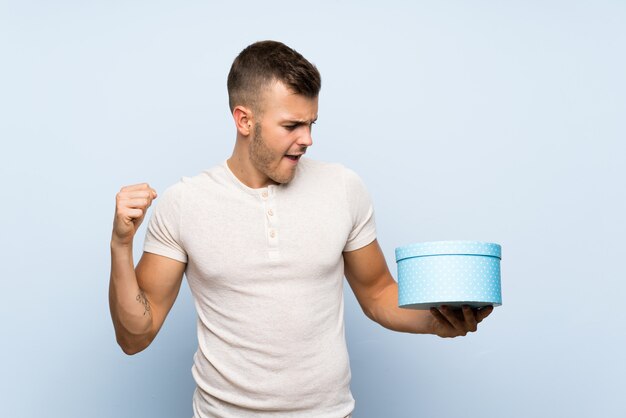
[[249, 81, 318, 185]]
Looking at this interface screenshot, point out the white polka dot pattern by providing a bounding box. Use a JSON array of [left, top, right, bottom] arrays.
[[396, 241, 502, 310]]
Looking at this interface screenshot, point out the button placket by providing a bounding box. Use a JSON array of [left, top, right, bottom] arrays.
[[262, 186, 280, 260]]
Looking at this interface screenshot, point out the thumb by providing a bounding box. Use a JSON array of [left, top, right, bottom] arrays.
[[476, 305, 494, 323]]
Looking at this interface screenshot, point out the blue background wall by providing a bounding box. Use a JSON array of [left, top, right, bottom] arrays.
[[1, 1, 625, 417]]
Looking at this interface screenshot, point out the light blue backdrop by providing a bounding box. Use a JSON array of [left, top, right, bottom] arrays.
[[1, 1, 624, 417]]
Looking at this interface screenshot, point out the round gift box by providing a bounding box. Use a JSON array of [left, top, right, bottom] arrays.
[[395, 241, 502, 310]]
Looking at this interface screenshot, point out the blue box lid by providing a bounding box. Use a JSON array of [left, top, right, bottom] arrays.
[[395, 240, 502, 262]]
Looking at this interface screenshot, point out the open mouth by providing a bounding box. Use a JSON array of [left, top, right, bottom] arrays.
[[284, 154, 302, 161]]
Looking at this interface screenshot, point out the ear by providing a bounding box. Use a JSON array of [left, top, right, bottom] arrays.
[[233, 106, 254, 137]]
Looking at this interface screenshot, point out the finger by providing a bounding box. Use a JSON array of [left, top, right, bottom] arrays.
[[116, 190, 157, 209], [124, 208, 144, 220], [120, 197, 153, 209], [430, 307, 453, 328], [437, 305, 465, 331], [120, 183, 153, 193], [476, 305, 494, 323], [462, 305, 478, 332], [121, 190, 155, 200], [127, 190, 158, 203], [114, 208, 144, 227]]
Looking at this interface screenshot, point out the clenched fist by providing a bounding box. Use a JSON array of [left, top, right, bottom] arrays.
[[112, 183, 158, 247]]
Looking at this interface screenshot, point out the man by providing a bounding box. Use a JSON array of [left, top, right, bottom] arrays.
[[109, 40, 493, 418]]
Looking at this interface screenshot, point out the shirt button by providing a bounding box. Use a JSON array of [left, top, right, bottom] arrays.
[[269, 230, 276, 238], [261, 191, 268, 199], [267, 209, 274, 216]]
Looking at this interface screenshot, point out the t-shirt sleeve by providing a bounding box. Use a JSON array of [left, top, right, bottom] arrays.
[[142, 183, 188, 263], [342, 167, 377, 252]]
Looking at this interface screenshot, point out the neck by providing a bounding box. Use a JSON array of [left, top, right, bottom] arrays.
[[227, 137, 276, 189]]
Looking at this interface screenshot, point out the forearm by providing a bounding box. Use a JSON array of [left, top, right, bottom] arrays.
[[109, 241, 153, 353], [368, 280, 435, 334]]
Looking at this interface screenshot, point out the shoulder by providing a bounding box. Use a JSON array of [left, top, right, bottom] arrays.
[[287, 159, 370, 209], [297, 157, 362, 182], [156, 163, 228, 204], [299, 158, 368, 190], [166, 163, 228, 193]]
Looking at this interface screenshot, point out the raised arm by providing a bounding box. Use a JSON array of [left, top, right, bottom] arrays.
[[343, 239, 493, 338], [109, 183, 186, 355]]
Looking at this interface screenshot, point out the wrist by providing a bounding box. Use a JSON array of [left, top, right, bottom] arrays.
[[110, 237, 133, 252]]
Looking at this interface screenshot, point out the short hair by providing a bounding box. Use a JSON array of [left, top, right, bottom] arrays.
[[227, 40, 321, 114]]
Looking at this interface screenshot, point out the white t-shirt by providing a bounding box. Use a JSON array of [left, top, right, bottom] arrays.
[[143, 157, 376, 418]]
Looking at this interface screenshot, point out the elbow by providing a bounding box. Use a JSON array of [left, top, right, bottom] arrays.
[[361, 287, 393, 327], [361, 302, 386, 328], [116, 333, 152, 356], [119, 343, 145, 356], [362, 305, 378, 323], [366, 309, 391, 330]]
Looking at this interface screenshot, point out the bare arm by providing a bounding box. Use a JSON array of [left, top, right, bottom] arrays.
[[108, 183, 186, 354], [343, 239, 493, 337]]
